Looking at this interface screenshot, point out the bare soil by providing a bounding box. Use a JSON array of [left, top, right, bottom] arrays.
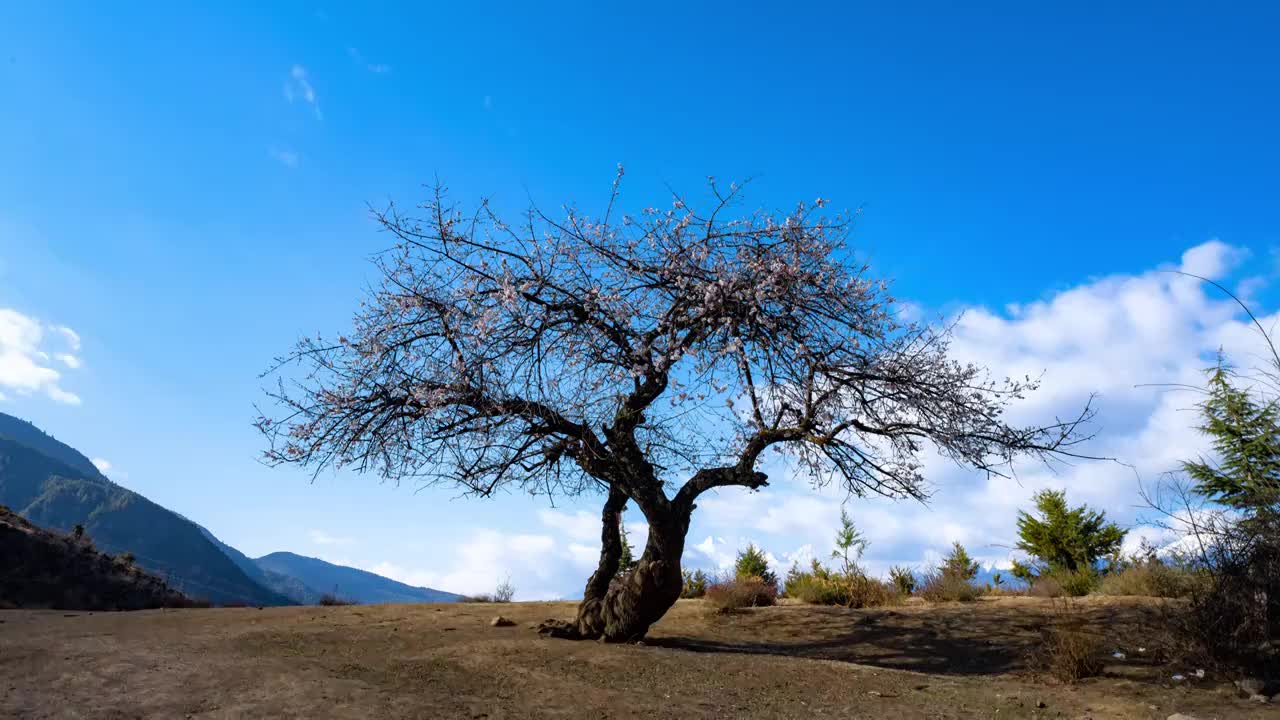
[[0, 596, 1269, 718]]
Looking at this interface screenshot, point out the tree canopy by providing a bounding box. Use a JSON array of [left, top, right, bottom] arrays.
[[257, 172, 1099, 641], [1014, 489, 1125, 575], [258, 173, 1094, 510], [1184, 362, 1280, 514]]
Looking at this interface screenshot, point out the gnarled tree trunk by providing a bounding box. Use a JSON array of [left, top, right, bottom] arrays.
[[540, 486, 689, 642]]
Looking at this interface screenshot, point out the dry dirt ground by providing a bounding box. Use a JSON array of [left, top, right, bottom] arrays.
[[0, 596, 1269, 719]]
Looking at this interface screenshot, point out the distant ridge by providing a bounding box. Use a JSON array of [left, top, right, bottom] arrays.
[[255, 552, 462, 604], [197, 525, 323, 605], [0, 413, 293, 606], [0, 412, 461, 607]]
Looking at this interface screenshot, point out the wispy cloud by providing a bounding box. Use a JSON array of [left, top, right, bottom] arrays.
[[347, 47, 390, 74], [283, 65, 322, 119], [268, 146, 300, 168], [90, 457, 128, 480]]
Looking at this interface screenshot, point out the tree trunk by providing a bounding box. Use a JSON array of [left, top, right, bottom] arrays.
[[540, 488, 688, 642]]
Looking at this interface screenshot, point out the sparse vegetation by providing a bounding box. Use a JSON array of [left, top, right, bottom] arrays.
[[918, 568, 981, 602], [462, 578, 516, 603], [1039, 601, 1105, 683], [494, 578, 516, 603], [918, 542, 982, 602], [705, 575, 777, 611], [0, 507, 193, 611], [1096, 546, 1207, 598], [680, 569, 708, 599], [782, 560, 899, 608], [888, 565, 916, 595], [317, 593, 357, 606]]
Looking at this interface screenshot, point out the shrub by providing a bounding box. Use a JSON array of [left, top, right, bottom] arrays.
[[918, 569, 980, 602], [888, 565, 916, 595], [681, 569, 708, 598], [705, 575, 777, 611], [493, 578, 516, 603], [790, 573, 848, 605], [843, 574, 900, 608], [782, 560, 896, 607], [734, 544, 778, 589], [1097, 562, 1207, 598], [1042, 625, 1105, 682], [1054, 568, 1097, 597], [117, 552, 135, 567], [318, 593, 357, 606], [1027, 574, 1063, 598]]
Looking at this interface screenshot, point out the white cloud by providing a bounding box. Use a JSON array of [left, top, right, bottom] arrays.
[[364, 528, 568, 600], [685, 239, 1275, 580], [52, 325, 80, 351], [0, 308, 83, 405], [1180, 239, 1246, 280], [268, 146, 300, 168], [537, 508, 599, 541], [347, 47, 390, 74], [284, 65, 322, 119], [308, 529, 354, 546], [90, 457, 127, 480]]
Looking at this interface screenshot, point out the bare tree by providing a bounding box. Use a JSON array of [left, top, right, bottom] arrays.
[[258, 170, 1095, 641]]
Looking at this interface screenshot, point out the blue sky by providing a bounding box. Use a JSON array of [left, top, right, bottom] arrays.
[[2, 3, 1278, 598]]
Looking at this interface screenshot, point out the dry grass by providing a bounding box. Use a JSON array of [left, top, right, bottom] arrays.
[[2, 596, 1273, 719], [1039, 601, 1106, 683], [917, 570, 980, 602], [1096, 564, 1207, 598], [705, 576, 777, 611]]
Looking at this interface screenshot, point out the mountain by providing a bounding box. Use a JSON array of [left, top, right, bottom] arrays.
[[255, 552, 462, 604], [197, 525, 323, 605], [1, 505, 195, 610], [0, 414, 102, 479], [0, 413, 293, 606]]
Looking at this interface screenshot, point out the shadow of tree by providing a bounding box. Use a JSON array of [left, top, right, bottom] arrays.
[[648, 600, 1168, 678]]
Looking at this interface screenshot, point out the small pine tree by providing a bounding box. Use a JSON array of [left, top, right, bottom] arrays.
[[1184, 362, 1280, 514], [72, 524, 85, 540], [1015, 489, 1126, 574], [681, 569, 708, 598], [830, 508, 868, 576], [940, 542, 979, 580], [616, 519, 639, 578], [735, 543, 777, 588]]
